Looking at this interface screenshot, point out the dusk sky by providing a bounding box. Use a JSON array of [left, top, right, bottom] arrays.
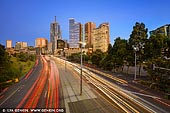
[[0, 0, 170, 46]]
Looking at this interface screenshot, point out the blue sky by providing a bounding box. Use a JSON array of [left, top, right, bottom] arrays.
[[0, 0, 170, 46]]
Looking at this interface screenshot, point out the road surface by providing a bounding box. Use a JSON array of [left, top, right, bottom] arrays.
[[0, 56, 60, 112], [1, 55, 170, 113]]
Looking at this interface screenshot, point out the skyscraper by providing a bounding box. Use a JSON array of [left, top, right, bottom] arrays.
[[15, 42, 28, 50], [92, 23, 110, 52], [85, 22, 96, 48], [6, 40, 12, 48], [50, 16, 62, 54], [35, 38, 48, 54], [35, 38, 48, 48], [69, 18, 82, 48]]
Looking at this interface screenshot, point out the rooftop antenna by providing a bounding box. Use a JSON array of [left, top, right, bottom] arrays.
[[55, 16, 56, 22]]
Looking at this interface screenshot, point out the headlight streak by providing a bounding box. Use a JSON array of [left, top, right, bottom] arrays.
[[73, 64, 158, 113], [57, 57, 168, 113]]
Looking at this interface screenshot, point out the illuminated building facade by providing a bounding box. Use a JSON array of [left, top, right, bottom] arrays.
[[6, 40, 12, 48], [85, 22, 96, 48], [92, 23, 110, 52]]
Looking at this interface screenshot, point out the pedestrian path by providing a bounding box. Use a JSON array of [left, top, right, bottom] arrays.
[[53, 58, 122, 113], [56, 61, 97, 113]]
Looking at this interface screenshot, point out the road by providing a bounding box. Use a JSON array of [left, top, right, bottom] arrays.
[[83, 65, 170, 112], [51, 56, 125, 113], [1, 55, 170, 113], [59, 58, 170, 113], [0, 56, 60, 112]]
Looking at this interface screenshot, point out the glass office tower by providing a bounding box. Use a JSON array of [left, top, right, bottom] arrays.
[[69, 18, 82, 48]]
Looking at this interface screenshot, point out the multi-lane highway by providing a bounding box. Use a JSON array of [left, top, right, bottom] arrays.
[[83, 65, 170, 113], [0, 56, 60, 111], [56, 57, 170, 113], [1, 55, 170, 113], [0, 56, 42, 108]]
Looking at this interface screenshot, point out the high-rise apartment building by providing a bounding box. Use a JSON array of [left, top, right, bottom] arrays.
[[50, 16, 62, 54], [150, 24, 170, 38], [35, 38, 48, 48], [85, 22, 96, 48], [35, 38, 48, 54], [6, 40, 12, 48], [15, 42, 28, 50], [69, 18, 83, 48], [92, 23, 110, 52]]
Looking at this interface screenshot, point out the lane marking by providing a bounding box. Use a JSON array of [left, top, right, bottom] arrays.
[[25, 56, 48, 108], [44, 91, 47, 98], [16, 76, 40, 108], [0, 86, 22, 106]]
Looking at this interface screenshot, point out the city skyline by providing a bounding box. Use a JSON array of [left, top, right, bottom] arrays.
[[0, 0, 170, 46]]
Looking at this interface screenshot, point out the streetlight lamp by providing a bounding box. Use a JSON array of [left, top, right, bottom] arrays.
[[78, 41, 86, 95], [132, 42, 145, 81], [132, 45, 139, 81]]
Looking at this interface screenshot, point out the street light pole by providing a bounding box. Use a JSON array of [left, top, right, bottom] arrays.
[[134, 51, 137, 81], [80, 44, 83, 95], [132, 45, 139, 81], [78, 42, 86, 95], [132, 42, 144, 81]]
